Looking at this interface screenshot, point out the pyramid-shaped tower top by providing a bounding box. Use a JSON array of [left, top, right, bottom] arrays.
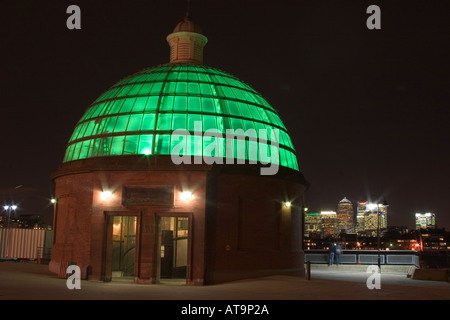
[[339, 197, 352, 204], [167, 13, 208, 64]]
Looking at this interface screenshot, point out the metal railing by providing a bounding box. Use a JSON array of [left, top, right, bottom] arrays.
[[304, 249, 420, 267]]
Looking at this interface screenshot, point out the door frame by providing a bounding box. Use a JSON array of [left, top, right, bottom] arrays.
[[155, 212, 193, 284]]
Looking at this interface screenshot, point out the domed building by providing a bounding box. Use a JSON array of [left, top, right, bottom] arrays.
[[49, 13, 309, 285]]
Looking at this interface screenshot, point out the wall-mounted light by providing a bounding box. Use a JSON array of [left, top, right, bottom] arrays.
[[100, 190, 113, 200], [284, 201, 292, 208], [50, 198, 56, 204], [180, 191, 193, 201]]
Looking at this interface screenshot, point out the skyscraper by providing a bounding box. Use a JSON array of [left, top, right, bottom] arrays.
[[356, 201, 367, 233], [321, 211, 338, 237], [415, 213, 436, 229], [337, 197, 354, 234]]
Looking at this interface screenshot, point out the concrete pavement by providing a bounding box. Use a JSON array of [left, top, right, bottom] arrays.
[[0, 260, 449, 300]]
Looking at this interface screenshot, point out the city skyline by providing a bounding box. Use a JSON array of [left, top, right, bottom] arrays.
[[1, 0, 449, 230]]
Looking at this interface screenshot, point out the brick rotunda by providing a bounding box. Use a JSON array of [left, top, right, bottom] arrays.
[[49, 13, 309, 285]]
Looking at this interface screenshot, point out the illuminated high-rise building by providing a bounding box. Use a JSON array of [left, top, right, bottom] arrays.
[[304, 212, 322, 237], [364, 202, 388, 236], [337, 197, 354, 234], [415, 213, 436, 229], [356, 201, 367, 233], [321, 211, 337, 237]]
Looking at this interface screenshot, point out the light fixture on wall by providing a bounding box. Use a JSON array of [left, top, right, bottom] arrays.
[[180, 191, 193, 201], [100, 190, 113, 200]]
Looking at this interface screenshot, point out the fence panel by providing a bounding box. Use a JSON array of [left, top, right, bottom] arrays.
[[0, 228, 46, 259]]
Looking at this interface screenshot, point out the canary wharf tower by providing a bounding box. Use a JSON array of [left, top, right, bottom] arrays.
[[50, 14, 308, 285]]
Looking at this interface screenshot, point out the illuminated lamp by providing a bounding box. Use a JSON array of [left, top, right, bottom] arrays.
[[284, 202, 291, 208], [180, 191, 193, 201], [100, 190, 113, 200]]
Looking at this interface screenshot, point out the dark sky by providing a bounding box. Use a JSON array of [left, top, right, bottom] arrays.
[[1, 0, 449, 229]]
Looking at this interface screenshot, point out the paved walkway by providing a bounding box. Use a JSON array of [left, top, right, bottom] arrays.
[[0, 261, 449, 300]]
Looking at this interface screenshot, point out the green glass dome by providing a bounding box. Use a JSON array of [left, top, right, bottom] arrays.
[[63, 63, 299, 171]]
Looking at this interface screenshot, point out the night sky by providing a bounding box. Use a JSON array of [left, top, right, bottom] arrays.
[[1, 0, 449, 229]]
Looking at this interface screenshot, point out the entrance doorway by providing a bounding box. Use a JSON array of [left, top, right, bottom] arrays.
[[158, 216, 189, 284], [105, 215, 137, 281]]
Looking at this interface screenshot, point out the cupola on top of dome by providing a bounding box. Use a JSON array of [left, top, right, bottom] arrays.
[[167, 13, 208, 64]]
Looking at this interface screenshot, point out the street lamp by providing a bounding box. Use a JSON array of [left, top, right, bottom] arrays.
[[376, 199, 388, 270], [2, 205, 17, 228]]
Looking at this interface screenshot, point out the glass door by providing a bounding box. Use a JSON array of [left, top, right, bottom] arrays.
[[158, 216, 189, 283], [111, 216, 137, 278]]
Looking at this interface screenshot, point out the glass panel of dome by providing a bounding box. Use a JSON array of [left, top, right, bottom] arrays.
[[104, 117, 118, 133], [139, 83, 154, 95], [188, 82, 200, 95], [230, 118, 244, 131], [226, 101, 240, 116], [145, 96, 159, 112], [64, 144, 74, 162], [114, 85, 131, 97], [159, 96, 173, 112], [72, 142, 82, 161], [120, 98, 136, 113], [201, 98, 215, 113], [170, 133, 187, 157], [258, 108, 271, 123], [124, 135, 139, 154], [137, 134, 153, 155], [199, 83, 212, 96], [127, 114, 143, 132], [98, 137, 112, 156], [279, 148, 288, 168], [79, 140, 93, 159], [188, 114, 202, 131], [229, 88, 244, 101], [187, 72, 198, 81], [173, 96, 188, 112], [202, 115, 217, 131], [131, 97, 147, 112], [243, 120, 257, 137], [75, 122, 88, 140], [177, 72, 188, 81], [238, 103, 252, 119], [166, 72, 178, 81], [197, 73, 209, 82], [163, 81, 176, 95], [84, 121, 96, 136], [90, 103, 104, 118], [247, 104, 262, 121], [172, 114, 187, 130], [110, 136, 126, 155], [114, 115, 130, 133], [221, 86, 236, 99], [155, 134, 170, 154], [156, 114, 172, 131], [141, 114, 156, 131], [91, 138, 100, 157], [107, 100, 124, 115], [149, 82, 163, 94], [187, 96, 201, 112], [175, 82, 187, 94], [155, 73, 167, 81]]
